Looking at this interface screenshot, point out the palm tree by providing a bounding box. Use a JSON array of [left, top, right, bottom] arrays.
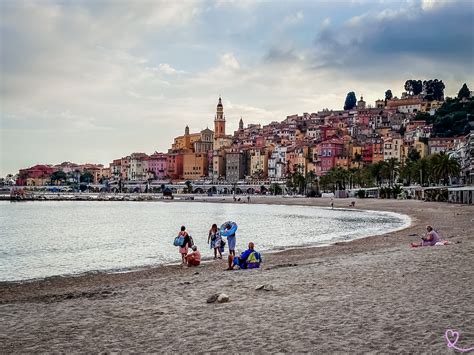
[[430, 152, 461, 185], [306, 170, 316, 195], [370, 161, 386, 187], [348, 167, 359, 189], [414, 158, 431, 186], [385, 158, 400, 187], [399, 161, 414, 186]]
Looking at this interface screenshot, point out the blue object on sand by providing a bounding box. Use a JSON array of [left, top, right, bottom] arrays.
[[220, 221, 238, 237]]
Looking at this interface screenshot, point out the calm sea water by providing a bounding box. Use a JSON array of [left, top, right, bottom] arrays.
[[0, 200, 410, 282]]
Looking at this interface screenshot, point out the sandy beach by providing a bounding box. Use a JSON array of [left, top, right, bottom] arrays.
[[1, 198, 473, 353]]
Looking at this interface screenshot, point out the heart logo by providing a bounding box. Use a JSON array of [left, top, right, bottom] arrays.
[[445, 329, 474, 352], [445, 329, 460, 348]]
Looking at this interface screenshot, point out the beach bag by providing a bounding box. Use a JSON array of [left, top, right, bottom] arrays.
[[220, 239, 226, 253], [173, 235, 185, 247], [246, 251, 262, 269]]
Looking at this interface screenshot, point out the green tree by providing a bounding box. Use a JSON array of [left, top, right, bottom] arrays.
[[385, 158, 400, 187], [344, 92, 357, 110], [423, 79, 445, 101], [385, 89, 393, 101], [347, 167, 359, 189], [80, 171, 94, 183], [457, 83, 471, 99], [414, 112, 431, 122], [270, 183, 283, 195], [430, 152, 461, 185], [414, 158, 431, 186], [184, 180, 193, 193], [370, 161, 386, 187], [50, 170, 67, 185], [306, 170, 317, 195], [405, 80, 422, 95], [399, 161, 414, 186], [407, 148, 421, 162], [291, 165, 306, 195]]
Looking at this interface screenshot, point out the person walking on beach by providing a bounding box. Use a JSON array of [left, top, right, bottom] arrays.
[[208, 223, 222, 259], [330, 199, 334, 209], [177, 226, 191, 265], [224, 223, 237, 257], [247, 195, 251, 203]]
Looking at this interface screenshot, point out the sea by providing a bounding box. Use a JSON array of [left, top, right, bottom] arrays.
[[0, 200, 410, 282]]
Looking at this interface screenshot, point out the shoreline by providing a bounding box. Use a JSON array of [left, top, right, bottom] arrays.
[[1, 198, 473, 352], [0, 200, 412, 285]]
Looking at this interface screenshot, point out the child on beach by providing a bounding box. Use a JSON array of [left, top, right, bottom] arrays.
[[177, 226, 191, 265], [208, 223, 222, 259]]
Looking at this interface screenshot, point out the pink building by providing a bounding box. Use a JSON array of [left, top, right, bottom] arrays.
[[318, 138, 344, 175], [148, 152, 168, 180]]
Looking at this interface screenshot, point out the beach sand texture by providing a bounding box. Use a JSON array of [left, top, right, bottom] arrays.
[[0, 199, 473, 353]]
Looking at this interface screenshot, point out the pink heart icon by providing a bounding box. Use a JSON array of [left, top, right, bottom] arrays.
[[444, 329, 474, 352], [446, 329, 460, 348]]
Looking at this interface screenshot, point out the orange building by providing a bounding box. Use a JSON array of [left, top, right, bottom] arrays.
[[172, 126, 200, 151], [183, 153, 209, 180], [372, 140, 384, 163]]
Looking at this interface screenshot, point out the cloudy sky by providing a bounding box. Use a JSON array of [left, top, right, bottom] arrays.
[[1, 0, 473, 175]]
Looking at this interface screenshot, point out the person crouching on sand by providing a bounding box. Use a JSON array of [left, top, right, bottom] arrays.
[[186, 245, 201, 266], [227, 242, 262, 270], [178, 226, 191, 265], [411, 225, 441, 247]]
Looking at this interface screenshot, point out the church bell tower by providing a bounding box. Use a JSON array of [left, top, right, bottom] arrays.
[[214, 97, 226, 138]]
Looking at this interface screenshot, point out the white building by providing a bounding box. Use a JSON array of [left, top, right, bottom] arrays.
[[268, 146, 287, 180]]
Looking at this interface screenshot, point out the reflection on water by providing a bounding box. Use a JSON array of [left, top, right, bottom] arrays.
[[0, 201, 410, 281]]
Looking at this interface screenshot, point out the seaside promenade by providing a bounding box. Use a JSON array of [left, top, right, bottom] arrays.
[[0, 198, 473, 352]]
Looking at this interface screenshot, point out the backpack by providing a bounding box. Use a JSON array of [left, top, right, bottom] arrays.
[[188, 235, 194, 248], [173, 235, 185, 247], [246, 251, 262, 269]]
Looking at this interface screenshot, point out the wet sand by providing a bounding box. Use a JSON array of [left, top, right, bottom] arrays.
[[1, 198, 473, 353]]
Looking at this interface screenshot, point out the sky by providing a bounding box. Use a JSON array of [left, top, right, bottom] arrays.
[[1, 0, 473, 175]]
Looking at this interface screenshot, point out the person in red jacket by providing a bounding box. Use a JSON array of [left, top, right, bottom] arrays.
[[186, 245, 201, 266]]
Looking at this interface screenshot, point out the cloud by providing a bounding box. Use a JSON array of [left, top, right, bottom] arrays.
[[220, 53, 241, 70], [321, 17, 331, 28], [147, 63, 186, 75], [283, 11, 304, 26], [312, 0, 474, 74], [1, 0, 472, 175]]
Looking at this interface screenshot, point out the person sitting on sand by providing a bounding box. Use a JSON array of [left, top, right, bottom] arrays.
[[227, 242, 262, 270], [411, 225, 441, 247], [185, 245, 201, 266]]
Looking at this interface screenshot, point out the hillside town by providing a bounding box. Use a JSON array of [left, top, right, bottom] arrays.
[[6, 81, 474, 202]]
